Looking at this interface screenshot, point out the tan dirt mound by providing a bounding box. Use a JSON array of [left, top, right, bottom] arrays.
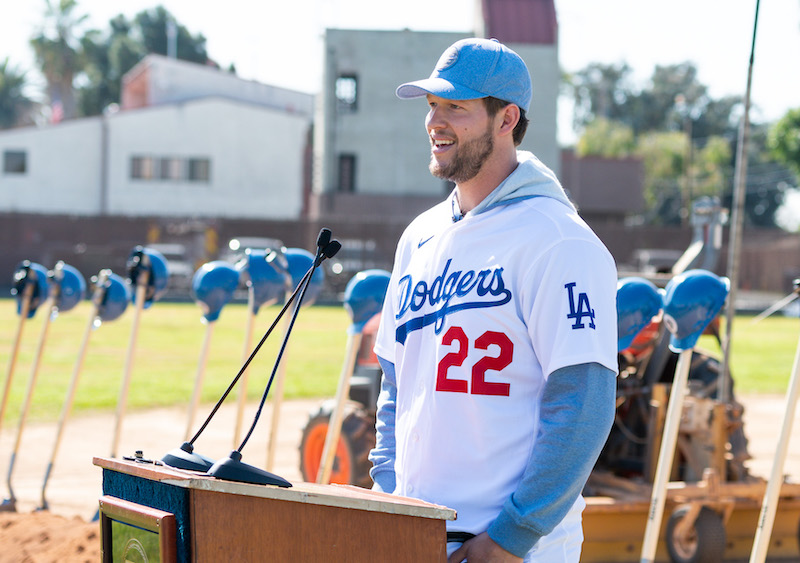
[[0, 511, 100, 563]]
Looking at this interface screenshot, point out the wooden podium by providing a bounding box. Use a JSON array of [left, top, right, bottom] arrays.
[[94, 456, 456, 562]]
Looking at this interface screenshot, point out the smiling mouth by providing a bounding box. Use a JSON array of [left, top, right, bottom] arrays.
[[431, 138, 454, 153]]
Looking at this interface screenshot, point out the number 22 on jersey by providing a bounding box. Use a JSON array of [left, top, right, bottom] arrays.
[[436, 326, 513, 396]]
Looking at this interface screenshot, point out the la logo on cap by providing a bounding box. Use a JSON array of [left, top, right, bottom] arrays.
[[435, 46, 459, 72]]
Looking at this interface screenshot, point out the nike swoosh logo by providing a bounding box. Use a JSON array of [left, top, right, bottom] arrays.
[[418, 235, 434, 248]]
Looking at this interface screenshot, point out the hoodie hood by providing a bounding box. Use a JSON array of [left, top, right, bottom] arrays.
[[452, 150, 575, 221]]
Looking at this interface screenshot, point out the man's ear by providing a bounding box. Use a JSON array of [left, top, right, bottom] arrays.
[[497, 104, 520, 138]]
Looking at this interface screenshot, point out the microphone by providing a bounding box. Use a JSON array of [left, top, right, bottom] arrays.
[[206, 233, 340, 486], [161, 230, 340, 481], [316, 228, 332, 250], [316, 240, 342, 267]]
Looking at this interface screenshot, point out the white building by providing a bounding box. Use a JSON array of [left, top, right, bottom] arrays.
[[0, 55, 314, 220]]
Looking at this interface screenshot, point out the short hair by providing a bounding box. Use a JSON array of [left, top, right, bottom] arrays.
[[483, 97, 529, 146]]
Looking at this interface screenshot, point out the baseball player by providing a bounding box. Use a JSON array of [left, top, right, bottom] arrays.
[[369, 38, 618, 562]]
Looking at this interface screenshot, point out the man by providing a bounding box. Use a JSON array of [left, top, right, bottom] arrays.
[[369, 38, 618, 562]]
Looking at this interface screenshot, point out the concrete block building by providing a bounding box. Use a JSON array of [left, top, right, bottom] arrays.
[[310, 0, 561, 225]]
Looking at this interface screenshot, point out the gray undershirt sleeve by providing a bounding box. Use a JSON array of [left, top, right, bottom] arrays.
[[368, 355, 398, 493], [487, 362, 616, 557]]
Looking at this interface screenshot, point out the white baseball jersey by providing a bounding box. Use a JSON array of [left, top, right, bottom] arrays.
[[374, 192, 618, 536]]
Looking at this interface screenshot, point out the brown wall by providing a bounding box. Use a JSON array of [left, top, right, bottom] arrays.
[[0, 212, 403, 298], [1, 212, 796, 297], [0, 213, 305, 291], [561, 150, 645, 215], [738, 231, 800, 293]]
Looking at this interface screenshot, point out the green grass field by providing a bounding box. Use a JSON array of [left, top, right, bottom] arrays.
[[0, 298, 350, 423], [0, 297, 797, 423], [696, 314, 800, 394]]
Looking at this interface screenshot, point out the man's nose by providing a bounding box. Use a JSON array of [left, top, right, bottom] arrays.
[[426, 108, 444, 130]]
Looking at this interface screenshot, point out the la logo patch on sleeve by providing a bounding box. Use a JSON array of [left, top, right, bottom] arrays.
[[565, 282, 596, 329]]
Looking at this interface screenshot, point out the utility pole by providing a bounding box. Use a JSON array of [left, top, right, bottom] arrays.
[[675, 93, 694, 226], [167, 19, 177, 59]]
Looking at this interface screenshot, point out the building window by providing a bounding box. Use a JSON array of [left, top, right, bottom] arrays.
[[131, 156, 155, 180], [159, 157, 183, 180], [338, 154, 356, 193], [188, 158, 210, 182], [3, 150, 27, 174], [131, 155, 210, 182], [335, 74, 358, 113]]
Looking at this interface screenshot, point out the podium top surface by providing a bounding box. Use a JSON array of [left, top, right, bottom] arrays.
[[94, 456, 456, 521]]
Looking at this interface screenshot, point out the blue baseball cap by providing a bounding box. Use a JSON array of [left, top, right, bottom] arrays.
[[662, 269, 730, 352], [396, 38, 532, 113], [616, 277, 664, 352]]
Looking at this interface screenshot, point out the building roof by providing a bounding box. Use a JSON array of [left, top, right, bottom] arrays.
[[121, 54, 315, 118], [481, 0, 558, 45]]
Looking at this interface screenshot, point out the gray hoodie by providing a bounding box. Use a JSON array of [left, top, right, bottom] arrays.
[[452, 150, 575, 221]]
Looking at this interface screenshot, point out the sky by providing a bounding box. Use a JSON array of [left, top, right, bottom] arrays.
[[1, 0, 798, 141]]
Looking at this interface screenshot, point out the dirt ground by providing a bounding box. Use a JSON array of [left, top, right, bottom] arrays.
[[0, 398, 317, 562], [0, 394, 798, 562]]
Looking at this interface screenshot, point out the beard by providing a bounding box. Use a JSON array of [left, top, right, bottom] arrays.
[[429, 126, 494, 184]]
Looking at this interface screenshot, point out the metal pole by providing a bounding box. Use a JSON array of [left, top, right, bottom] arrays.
[[720, 0, 760, 404]]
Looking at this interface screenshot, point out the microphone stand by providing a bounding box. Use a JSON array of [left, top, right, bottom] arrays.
[[161, 266, 316, 471], [161, 231, 338, 478], [206, 239, 340, 486]]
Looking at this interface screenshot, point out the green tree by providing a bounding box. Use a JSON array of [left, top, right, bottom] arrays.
[[78, 16, 144, 116], [642, 63, 707, 134], [134, 6, 208, 63], [568, 62, 635, 131], [692, 95, 742, 142], [29, 0, 89, 121], [0, 59, 35, 129], [721, 122, 795, 228], [767, 107, 800, 180], [692, 135, 733, 200], [79, 6, 210, 116], [575, 118, 635, 158], [564, 59, 799, 227], [567, 61, 741, 141], [575, 122, 733, 225], [635, 131, 687, 224]]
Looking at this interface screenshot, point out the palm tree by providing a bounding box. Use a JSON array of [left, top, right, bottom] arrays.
[[29, 0, 89, 121], [0, 58, 34, 129]]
